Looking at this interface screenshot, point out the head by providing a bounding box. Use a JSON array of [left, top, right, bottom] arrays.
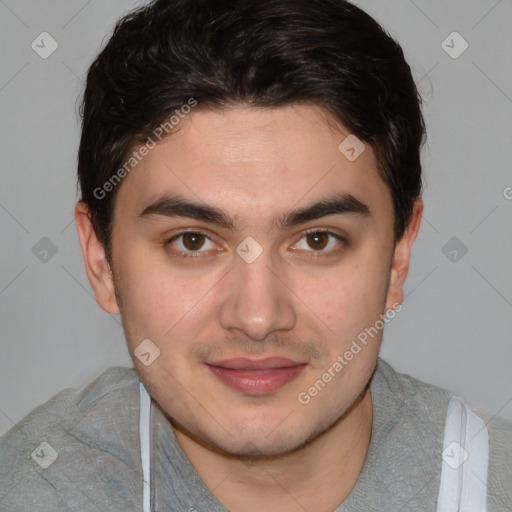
[[76, 0, 424, 457]]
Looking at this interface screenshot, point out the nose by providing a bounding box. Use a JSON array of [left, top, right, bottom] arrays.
[[218, 248, 297, 341]]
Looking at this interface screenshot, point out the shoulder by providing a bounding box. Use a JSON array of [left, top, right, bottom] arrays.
[[372, 357, 453, 430], [475, 411, 512, 510], [0, 366, 142, 511], [363, 359, 452, 508], [373, 358, 512, 510]]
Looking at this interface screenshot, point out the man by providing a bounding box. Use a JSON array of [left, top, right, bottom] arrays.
[[1, 0, 510, 510]]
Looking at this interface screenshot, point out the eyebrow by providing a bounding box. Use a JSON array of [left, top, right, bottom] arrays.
[[138, 193, 371, 231]]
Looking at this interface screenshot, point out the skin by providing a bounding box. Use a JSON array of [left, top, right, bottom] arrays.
[[75, 104, 423, 512]]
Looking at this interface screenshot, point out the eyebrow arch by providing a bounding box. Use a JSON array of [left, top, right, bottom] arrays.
[[138, 193, 371, 231]]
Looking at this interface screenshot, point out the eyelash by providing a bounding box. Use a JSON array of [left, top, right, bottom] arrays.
[[164, 228, 347, 260]]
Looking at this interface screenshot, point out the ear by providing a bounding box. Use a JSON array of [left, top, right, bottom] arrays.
[[74, 202, 120, 314], [385, 197, 423, 312]]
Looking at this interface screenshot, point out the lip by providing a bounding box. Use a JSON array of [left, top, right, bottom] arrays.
[[205, 357, 307, 395]]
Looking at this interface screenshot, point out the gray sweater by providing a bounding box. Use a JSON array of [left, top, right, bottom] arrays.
[[0, 358, 510, 511]]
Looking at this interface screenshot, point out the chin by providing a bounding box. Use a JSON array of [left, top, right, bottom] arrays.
[[211, 412, 335, 461], [214, 431, 313, 461], [174, 411, 315, 460]]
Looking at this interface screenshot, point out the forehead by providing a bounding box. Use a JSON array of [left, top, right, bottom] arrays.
[[114, 104, 391, 229]]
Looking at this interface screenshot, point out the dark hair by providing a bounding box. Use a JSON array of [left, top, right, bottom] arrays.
[[78, 0, 425, 262]]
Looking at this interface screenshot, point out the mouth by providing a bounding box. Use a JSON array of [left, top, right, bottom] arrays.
[[205, 357, 308, 395]]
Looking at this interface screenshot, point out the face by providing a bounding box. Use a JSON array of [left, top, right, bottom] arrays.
[[78, 104, 421, 458]]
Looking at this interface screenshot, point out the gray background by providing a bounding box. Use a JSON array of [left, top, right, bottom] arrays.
[[1, 0, 511, 436]]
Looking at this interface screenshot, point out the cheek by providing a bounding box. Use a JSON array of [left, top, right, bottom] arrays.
[[293, 255, 388, 340], [114, 247, 172, 337], [115, 248, 221, 348]]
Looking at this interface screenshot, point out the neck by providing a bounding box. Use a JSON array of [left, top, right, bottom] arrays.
[[172, 387, 373, 512]]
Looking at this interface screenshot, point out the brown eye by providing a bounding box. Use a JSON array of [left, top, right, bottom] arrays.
[[165, 231, 217, 258], [306, 232, 329, 251], [293, 230, 345, 255], [181, 232, 206, 251]]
